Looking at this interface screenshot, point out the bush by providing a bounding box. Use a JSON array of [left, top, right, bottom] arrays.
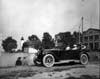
[[2, 37, 17, 53]]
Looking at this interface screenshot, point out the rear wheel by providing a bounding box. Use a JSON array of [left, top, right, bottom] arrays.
[[80, 54, 89, 65], [43, 54, 55, 67]]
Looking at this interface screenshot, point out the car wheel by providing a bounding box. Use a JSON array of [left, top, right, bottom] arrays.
[[43, 54, 55, 67], [80, 54, 89, 65]]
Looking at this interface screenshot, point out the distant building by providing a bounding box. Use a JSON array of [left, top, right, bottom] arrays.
[[83, 28, 100, 50]]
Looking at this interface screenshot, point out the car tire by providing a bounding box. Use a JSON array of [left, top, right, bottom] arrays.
[[80, 54, 89, 65], [43, 54, 55, 67]]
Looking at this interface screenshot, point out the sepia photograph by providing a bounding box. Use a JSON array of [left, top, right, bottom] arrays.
[[0, 0, 100, 79]]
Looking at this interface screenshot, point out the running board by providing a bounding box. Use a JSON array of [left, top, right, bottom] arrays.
[[55, 60, 80, 64]]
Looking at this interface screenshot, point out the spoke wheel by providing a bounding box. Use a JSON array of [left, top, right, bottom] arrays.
[[80, 54, 89, 65], [43, 54, 55, 67]]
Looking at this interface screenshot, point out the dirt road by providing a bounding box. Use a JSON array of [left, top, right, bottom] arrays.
[[0, 62, 99, 79]]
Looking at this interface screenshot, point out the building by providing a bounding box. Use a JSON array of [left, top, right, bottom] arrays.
[[83, 28, 100, 50]]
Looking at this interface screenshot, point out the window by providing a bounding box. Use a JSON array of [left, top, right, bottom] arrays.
[[94, 42, 99, 50], [94, 35, 99, 41], [89, 36, 93, 41], [84, 36, 88, 42]]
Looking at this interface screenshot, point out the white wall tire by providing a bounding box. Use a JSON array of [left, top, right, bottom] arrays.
[[80, 54, 89, 65], [43, 54, 55, 67]]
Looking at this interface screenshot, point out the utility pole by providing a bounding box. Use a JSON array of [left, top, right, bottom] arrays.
[[81, 17, 84, 44], [81, 0, 84, 44], [98, 0, 100, 29], [79, 25, 81, 44]]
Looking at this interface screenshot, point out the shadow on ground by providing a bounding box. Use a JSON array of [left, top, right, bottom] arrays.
[[65, 75, 99, 79], [36, 61, 81, 67], [54, 62, 80, 67]]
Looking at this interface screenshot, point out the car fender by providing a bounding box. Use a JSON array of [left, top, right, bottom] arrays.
[[80, 51, 90, 60]]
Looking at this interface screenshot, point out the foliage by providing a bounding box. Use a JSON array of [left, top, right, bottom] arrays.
[[73, 31, 82, 44], [42, 32, 55, 49], [22, 35, 41, 51], [2, 37, 17, 52], [56, 32, 76, 48]]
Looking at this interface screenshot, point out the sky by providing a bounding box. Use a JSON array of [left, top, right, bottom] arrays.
[[0, 0, 99, 49]]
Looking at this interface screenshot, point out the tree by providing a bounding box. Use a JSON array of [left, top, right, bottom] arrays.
[[2, 37, 17, 52], [22, 35, 41, 50], [28, 35, 41, 49], [55, 32, 76, 48], [42, 32, 55, 49], [73, 31, 82, 44]]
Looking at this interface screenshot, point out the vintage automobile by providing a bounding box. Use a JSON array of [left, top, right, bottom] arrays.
[[34, 46, 89, 67]]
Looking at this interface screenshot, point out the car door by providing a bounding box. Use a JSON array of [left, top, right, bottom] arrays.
[[70, 50, 80, 60], [60, 50, 71, 60]]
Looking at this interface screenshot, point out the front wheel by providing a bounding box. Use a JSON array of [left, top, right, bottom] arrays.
[[43, 54, 55, 67], [80, 54, 89, 65]]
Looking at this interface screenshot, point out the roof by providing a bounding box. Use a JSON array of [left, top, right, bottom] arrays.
[[88, 28, 100, 32], [83, 28, 100, 34]]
